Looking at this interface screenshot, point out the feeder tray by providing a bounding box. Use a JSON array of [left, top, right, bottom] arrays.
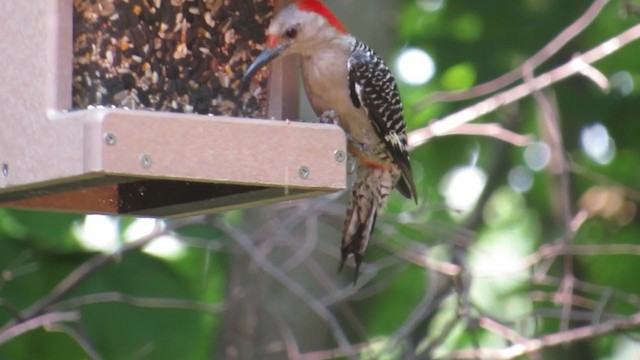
[[0, 0, 346, 217]]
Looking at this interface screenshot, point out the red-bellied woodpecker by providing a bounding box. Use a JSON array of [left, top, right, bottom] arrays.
[[243, 0, 417, 282]]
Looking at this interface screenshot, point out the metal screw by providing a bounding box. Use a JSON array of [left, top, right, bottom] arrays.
[[333, 149, 346, 164], [298, 165, 310, 180], [104, 132, 117, 146], [140, 154, 152, 168], [1, 163, 8, 177]]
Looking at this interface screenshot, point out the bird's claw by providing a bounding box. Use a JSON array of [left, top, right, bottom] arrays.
[[318, 109, 339, 125], [338, 249, 362, 285]]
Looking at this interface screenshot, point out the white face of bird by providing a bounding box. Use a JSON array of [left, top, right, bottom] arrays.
[[265, 5, 340, 56], [242, 1, 347, 83]]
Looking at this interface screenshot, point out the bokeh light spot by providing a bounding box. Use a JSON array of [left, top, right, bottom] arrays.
[[74, 215, 119, 252], [396, 47, 436, 86], [144, 235, 186, 260], [416, 0, 444, 12], [580, 123, 615, 165], [508, 165, 533, 193], [440, 165, 487, 217], [125, 218, 186, 260], [610, 71, 634, 96], [523, 141, 551, 171]]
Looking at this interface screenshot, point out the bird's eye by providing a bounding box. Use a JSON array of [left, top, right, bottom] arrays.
[[284, 26, 298, 39]]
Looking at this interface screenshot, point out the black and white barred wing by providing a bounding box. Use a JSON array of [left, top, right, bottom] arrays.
[[347, 40, 417, 202]]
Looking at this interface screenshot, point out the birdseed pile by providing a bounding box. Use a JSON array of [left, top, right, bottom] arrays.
[[72, 0, 273, 117]]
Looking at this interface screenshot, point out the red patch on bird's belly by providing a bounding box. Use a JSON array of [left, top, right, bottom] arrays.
[[347, 143, 393, 170], [361, 158, 393, 170]]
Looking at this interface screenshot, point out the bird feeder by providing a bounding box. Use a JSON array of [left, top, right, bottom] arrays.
[[0, 0, 346, 217]]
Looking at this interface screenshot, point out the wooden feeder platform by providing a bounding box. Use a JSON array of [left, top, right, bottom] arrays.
[[0, 0, 346, 217]]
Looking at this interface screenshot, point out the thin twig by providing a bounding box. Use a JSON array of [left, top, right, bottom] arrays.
[[441, 311, 640, 359], [0, 250, 39, 292], [478, 316, 530, 345], [430, 123, 534, 146], [210, 218, 357, 359], [389, 284, 454, 354], [296, 342, 373, 360], [0, 311, 80, 345], [416, 0, 610, 106], [530, 290, 598, 310], [0, 299, 23, 321], [396, 238, 640, 280], [532, 308, 623, 323], [50, 292, 226, 314], [573, 56, 610, 91], [533, 276, 640, 311], [267, 307, 302, 359], [18, 222, 168, 320], [569, 160, 640, 202], [408, 23, 640, 149], [421, 310, 463, 357], [526, 86, 574, 333], [49, 324, 102, 360]]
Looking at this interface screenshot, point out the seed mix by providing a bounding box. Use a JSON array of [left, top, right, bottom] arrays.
[[72, 0, 273, 117]]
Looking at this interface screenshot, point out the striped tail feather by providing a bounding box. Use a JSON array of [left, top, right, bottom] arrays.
[[338, 165, 396, 284]]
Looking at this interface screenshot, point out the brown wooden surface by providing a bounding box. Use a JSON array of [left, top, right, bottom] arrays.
[[4, 179, 325, 218], [4, 185, 121, 214]]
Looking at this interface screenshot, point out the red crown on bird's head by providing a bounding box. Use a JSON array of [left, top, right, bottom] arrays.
[[295, 0, 347, 33]]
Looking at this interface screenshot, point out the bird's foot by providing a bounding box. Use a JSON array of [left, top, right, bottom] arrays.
[[338, 249, 362, 286], [318, 109, 339, 125]]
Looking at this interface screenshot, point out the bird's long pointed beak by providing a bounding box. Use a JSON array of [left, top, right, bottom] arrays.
[[242, 43, 289, 85]]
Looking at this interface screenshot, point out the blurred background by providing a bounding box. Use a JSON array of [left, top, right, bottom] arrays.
[[2, 0, 640, 359]]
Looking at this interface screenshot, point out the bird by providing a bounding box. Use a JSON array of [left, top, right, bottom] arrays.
[[243, 0, 417, 283]]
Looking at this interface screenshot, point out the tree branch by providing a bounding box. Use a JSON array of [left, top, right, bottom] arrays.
[[0, 311, 80, 345], [408, 23, 640, 149], [209, 218, 357, 359], [415, 0, 610, 105], [18, 221, 168, 320], [408, 123, 534, 148], [48, 323, 102, 360], [441, 311, 640, 359], [50, 292, 226, 315]]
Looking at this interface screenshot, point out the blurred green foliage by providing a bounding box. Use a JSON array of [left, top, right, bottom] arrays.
[[0, 211, 224, 359], [388, 0, 640, 358], [2, 1, 640, 359]]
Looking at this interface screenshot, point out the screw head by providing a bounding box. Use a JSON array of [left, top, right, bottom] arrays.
[[140, 154, 152, 168], [1, 163, 8, 177], [334, 150, 346, 164], [298, 165, 310, 180], [104, 132, 117, 146]]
